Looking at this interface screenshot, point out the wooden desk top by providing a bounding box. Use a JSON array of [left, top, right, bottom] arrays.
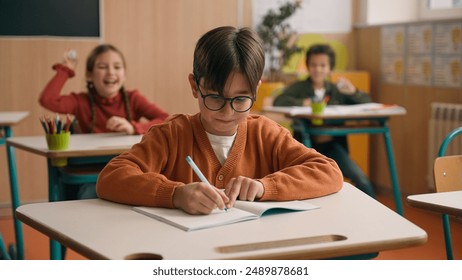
[[16, 183, 427, 260], [407, 191, 462, 217], [263, 103, 406, 120], [6, 133, 142, 158], [0, 111, 29, 126]]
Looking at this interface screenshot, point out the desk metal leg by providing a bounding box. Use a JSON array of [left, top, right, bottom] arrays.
[[292, 119, 312, 147], [47, 159, 63, 260], [382, 127, 404, 216], [441, 214, 454, 259], [5, 126, 24, 260]]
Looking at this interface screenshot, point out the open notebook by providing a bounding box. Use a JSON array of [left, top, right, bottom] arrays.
[[133, 200, 319, 231]]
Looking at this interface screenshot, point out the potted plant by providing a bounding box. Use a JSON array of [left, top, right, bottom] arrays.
[[256, 0, 302, 82], [252, 0, 302, 112]]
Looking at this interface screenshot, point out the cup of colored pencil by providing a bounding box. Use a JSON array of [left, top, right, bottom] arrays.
[[40, 114, 74, 166], [311, 96, 329, 126]]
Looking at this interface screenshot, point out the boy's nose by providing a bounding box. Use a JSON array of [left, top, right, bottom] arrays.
[[220, 101, 235, 114]]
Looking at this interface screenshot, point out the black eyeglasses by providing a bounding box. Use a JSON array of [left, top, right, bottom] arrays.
[[196, 80, 255, 113]]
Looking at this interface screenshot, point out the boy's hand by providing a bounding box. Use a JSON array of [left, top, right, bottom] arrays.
[[224, 176, 264, 208], [336, 78, 356, 95], [106, 116, 135, 135], [173, 183, 229, 214]]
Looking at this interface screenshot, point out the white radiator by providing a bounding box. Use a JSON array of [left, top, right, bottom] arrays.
[[428, 103, 462, 190]]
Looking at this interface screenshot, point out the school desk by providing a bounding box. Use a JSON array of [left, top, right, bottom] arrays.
[[6, 132, 142, 259], [408, 190, 462, 260], [0, 111, 29, 260], [407, 191, 462, 217], [15, 182, 427, 260], [263, 103, 406, 216]]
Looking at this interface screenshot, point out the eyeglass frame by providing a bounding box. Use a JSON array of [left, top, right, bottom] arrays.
[[195, 79, 255, 113]]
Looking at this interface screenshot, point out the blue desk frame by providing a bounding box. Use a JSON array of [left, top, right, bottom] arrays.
[[1, 112, 29, 260], [47, 156, 113, 260], [6, 133, 141, 260], [436, 127, 462, 260], [1, 126, 24, 259], [291, 116, 404, 216]]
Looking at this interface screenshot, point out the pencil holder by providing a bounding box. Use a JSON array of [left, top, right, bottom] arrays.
[[46, 132, 70, 167], [311, 102, 326, 125]]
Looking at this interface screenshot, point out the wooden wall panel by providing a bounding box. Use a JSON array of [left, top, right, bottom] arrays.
[[102, 0, 246, 115]]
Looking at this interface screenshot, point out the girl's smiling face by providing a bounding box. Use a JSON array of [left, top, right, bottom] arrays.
[[87, 50, 126, 98]]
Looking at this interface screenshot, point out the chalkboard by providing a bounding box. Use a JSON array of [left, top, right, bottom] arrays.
[[0, 0, 100, 37]]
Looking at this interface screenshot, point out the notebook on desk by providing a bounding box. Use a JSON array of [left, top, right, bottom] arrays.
[[133, 200, 319, 231]]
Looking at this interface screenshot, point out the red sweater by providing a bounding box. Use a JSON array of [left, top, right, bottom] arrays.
[[96, 113, 343, 208], [39, 64, 169, 134]]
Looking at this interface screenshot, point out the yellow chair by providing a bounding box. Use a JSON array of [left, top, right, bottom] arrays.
[[433, 126, 462, 259], [253, 82, 285, 113]]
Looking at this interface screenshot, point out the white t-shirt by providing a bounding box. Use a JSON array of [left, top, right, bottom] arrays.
[[206, 132, 236, 165], [314, 88, 326, 102]]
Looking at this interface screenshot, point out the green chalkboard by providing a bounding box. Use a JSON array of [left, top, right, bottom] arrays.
[[0, 0, 100, 37]]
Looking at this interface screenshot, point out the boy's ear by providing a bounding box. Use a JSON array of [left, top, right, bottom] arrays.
[[255, 80, 262, 98], [257, 80, 262, 89], [188, 73, 199, 98]]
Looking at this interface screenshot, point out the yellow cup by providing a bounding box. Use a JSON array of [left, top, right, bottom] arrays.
[[45, 132, 70, 166], [311, 102, 326, 125]]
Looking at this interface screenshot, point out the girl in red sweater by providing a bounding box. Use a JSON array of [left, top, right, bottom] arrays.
[[40, 44, 169, 200], [39, 44, 169, 134]]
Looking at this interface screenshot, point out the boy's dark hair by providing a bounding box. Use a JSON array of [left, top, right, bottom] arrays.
[[305, 44, 336, 70], [85, 44, 131, 133], [193, 26, 265, 98]]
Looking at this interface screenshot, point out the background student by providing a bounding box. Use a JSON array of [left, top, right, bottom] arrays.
[[96, 26, 343, 215], [39, 44, 169, 199], [273, 44, 375, 198], [39, 44, 169, 135]]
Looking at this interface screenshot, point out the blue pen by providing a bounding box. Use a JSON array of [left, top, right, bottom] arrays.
[[185, 155, 227, 211]]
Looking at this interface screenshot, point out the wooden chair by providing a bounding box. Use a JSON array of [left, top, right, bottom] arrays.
[[433, 126, 462, 260]]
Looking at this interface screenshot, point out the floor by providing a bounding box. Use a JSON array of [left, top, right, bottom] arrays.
[[0, 192, 461, 260]]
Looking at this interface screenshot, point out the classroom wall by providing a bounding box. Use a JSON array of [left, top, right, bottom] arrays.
[[356, 0, 419, 25], [0, 0, 254, 206], [354, 25, 462, 195]]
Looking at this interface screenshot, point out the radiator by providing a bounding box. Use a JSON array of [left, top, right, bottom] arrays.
[[428, 103, 462, 189]]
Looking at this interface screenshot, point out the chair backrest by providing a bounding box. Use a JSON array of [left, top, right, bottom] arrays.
[[330, 71, 370, 93], [434, 127, 462, 193], [433, 155, 462, 193]]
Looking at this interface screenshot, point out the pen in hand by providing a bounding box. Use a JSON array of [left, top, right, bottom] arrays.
[[185, 155, 228, 211]]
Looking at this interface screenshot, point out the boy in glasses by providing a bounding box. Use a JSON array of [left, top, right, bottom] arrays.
[[97, 26, 343, 214]]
